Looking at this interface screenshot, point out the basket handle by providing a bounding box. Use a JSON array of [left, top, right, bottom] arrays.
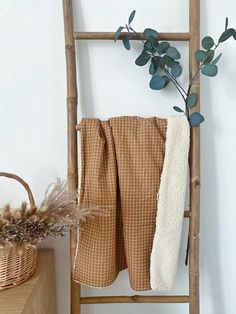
[[0, 172, 36, 210]]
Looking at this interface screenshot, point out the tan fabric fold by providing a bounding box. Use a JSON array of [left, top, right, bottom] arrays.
[[73, 116, 167, 291]]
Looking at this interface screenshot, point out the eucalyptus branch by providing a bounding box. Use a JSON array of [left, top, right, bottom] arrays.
[[165, 68, 188, 96], [129, 24, 188, 99], [115, 11, 236, 127], [189, 42, 220, 92], [164, 69, 186, 104], [129, 26, 145, 44]]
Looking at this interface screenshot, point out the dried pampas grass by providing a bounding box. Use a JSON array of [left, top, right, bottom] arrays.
[[0, 179, 108, 250]]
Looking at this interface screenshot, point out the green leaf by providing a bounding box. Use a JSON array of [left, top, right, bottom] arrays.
[[201, 36, 214, 50], [144, 40, 152, 51], [128, 10, 136, 24], [122, 36, 131, 50], [204, 50, 215, 64], [201, 64, 218, 77], [171, 64, 182, 78], [219, 28, 235, 42], [114, 26, 124, 41], [233, 31, 236, 40], [157, 42, 170, 55], [212, 53, 222, 64], [163, 55, 176, 67], [150, 56, 161, 73], [225, 17, 229, 30], [149, 36, 159, 48], [144, 28, 159, 40], [144, 36, 159, 53], [135, 50, 151, 66], [189, 112, 205, 127], [195, 50, 207, 62], [149, 75, 168, 90], [173, 106, 184, 113], [152, 56, 160, 66], [163, 75, 171, 87], [166, 47, 181, 60], [149, 63, 155, 75], [186, 93, 198, 108], [158, 57, 165, 69]]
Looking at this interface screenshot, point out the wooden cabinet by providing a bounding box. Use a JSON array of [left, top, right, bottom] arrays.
[[0, 249, 56, 314]]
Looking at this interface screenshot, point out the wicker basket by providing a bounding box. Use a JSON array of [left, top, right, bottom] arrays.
[[0, 172, 37, 290]]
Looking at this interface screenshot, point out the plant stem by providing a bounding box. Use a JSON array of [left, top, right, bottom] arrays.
[[189, 43, 220, 90], [164, 69, 187, 105], [129, 26, 145, 44], [165, 68, 188, 96], [186, 43, 220, 118], [130, 25, 188, 100]]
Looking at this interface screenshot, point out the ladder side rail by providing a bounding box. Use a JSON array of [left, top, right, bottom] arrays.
[[62, 1, 201, 312], [62, 0, 81, 313], [189, 0, 201, 313]]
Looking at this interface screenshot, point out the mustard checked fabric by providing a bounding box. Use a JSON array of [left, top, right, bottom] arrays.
[[73, 115, 189, 291]]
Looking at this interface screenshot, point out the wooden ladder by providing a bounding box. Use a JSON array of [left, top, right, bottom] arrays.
[[62, 0, 201, 313]]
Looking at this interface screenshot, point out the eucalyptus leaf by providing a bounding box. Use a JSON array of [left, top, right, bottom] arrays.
[[225, 17, 229, 30], [204, 50, 215, 64], [149, 74, 168, 90], [128, 10, 136, 24], [148, 36, 159, 48], [195, 50, 207, 62], [163, 75, 171, 87], [158, 57, 165, 69], [151, 56, 160, 66], [186, 93, 198, 108], [144, 28, 159, 40], [166, 47, 181, 60], [201, 36, 214, 50], [149, 63, 155, 75], [164, 55, 176, 67], [189, 112, 205, 127], [219, 28, 235, 42], [157, 42, 170, 55], [144, 40, 152, 51], [123, 36, 131, 50], [171, 64, 182, 78], [125, 24, 130, 32], [173, 106, 184, 113], [114, 26, 124, 41], [201, 64, 218, 77], [144, 36, 159, 53], [212, 53, 222, 64], [135, 50, 151, 66]]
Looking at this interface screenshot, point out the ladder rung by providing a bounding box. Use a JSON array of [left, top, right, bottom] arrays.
[[184, 210, 191, 218], [80, 295, 189, 304], [74, 32, 190, 41]]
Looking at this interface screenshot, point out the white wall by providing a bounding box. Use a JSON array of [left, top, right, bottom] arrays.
[[0, 1, 236, 314]]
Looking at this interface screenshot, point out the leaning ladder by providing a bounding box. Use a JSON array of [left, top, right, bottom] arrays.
[[62, 0, 201, 313]]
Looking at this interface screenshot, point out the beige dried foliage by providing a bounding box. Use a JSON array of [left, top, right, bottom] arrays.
[[0, 179, 108, 249]]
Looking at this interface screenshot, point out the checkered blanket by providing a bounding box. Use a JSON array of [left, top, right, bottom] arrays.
[[73, 115, 189, 291]]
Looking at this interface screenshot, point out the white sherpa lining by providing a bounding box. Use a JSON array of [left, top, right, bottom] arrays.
[[150, 114, 190, 291]]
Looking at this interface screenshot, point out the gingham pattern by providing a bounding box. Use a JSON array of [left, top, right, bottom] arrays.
[[73, 116, 167, 291]]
